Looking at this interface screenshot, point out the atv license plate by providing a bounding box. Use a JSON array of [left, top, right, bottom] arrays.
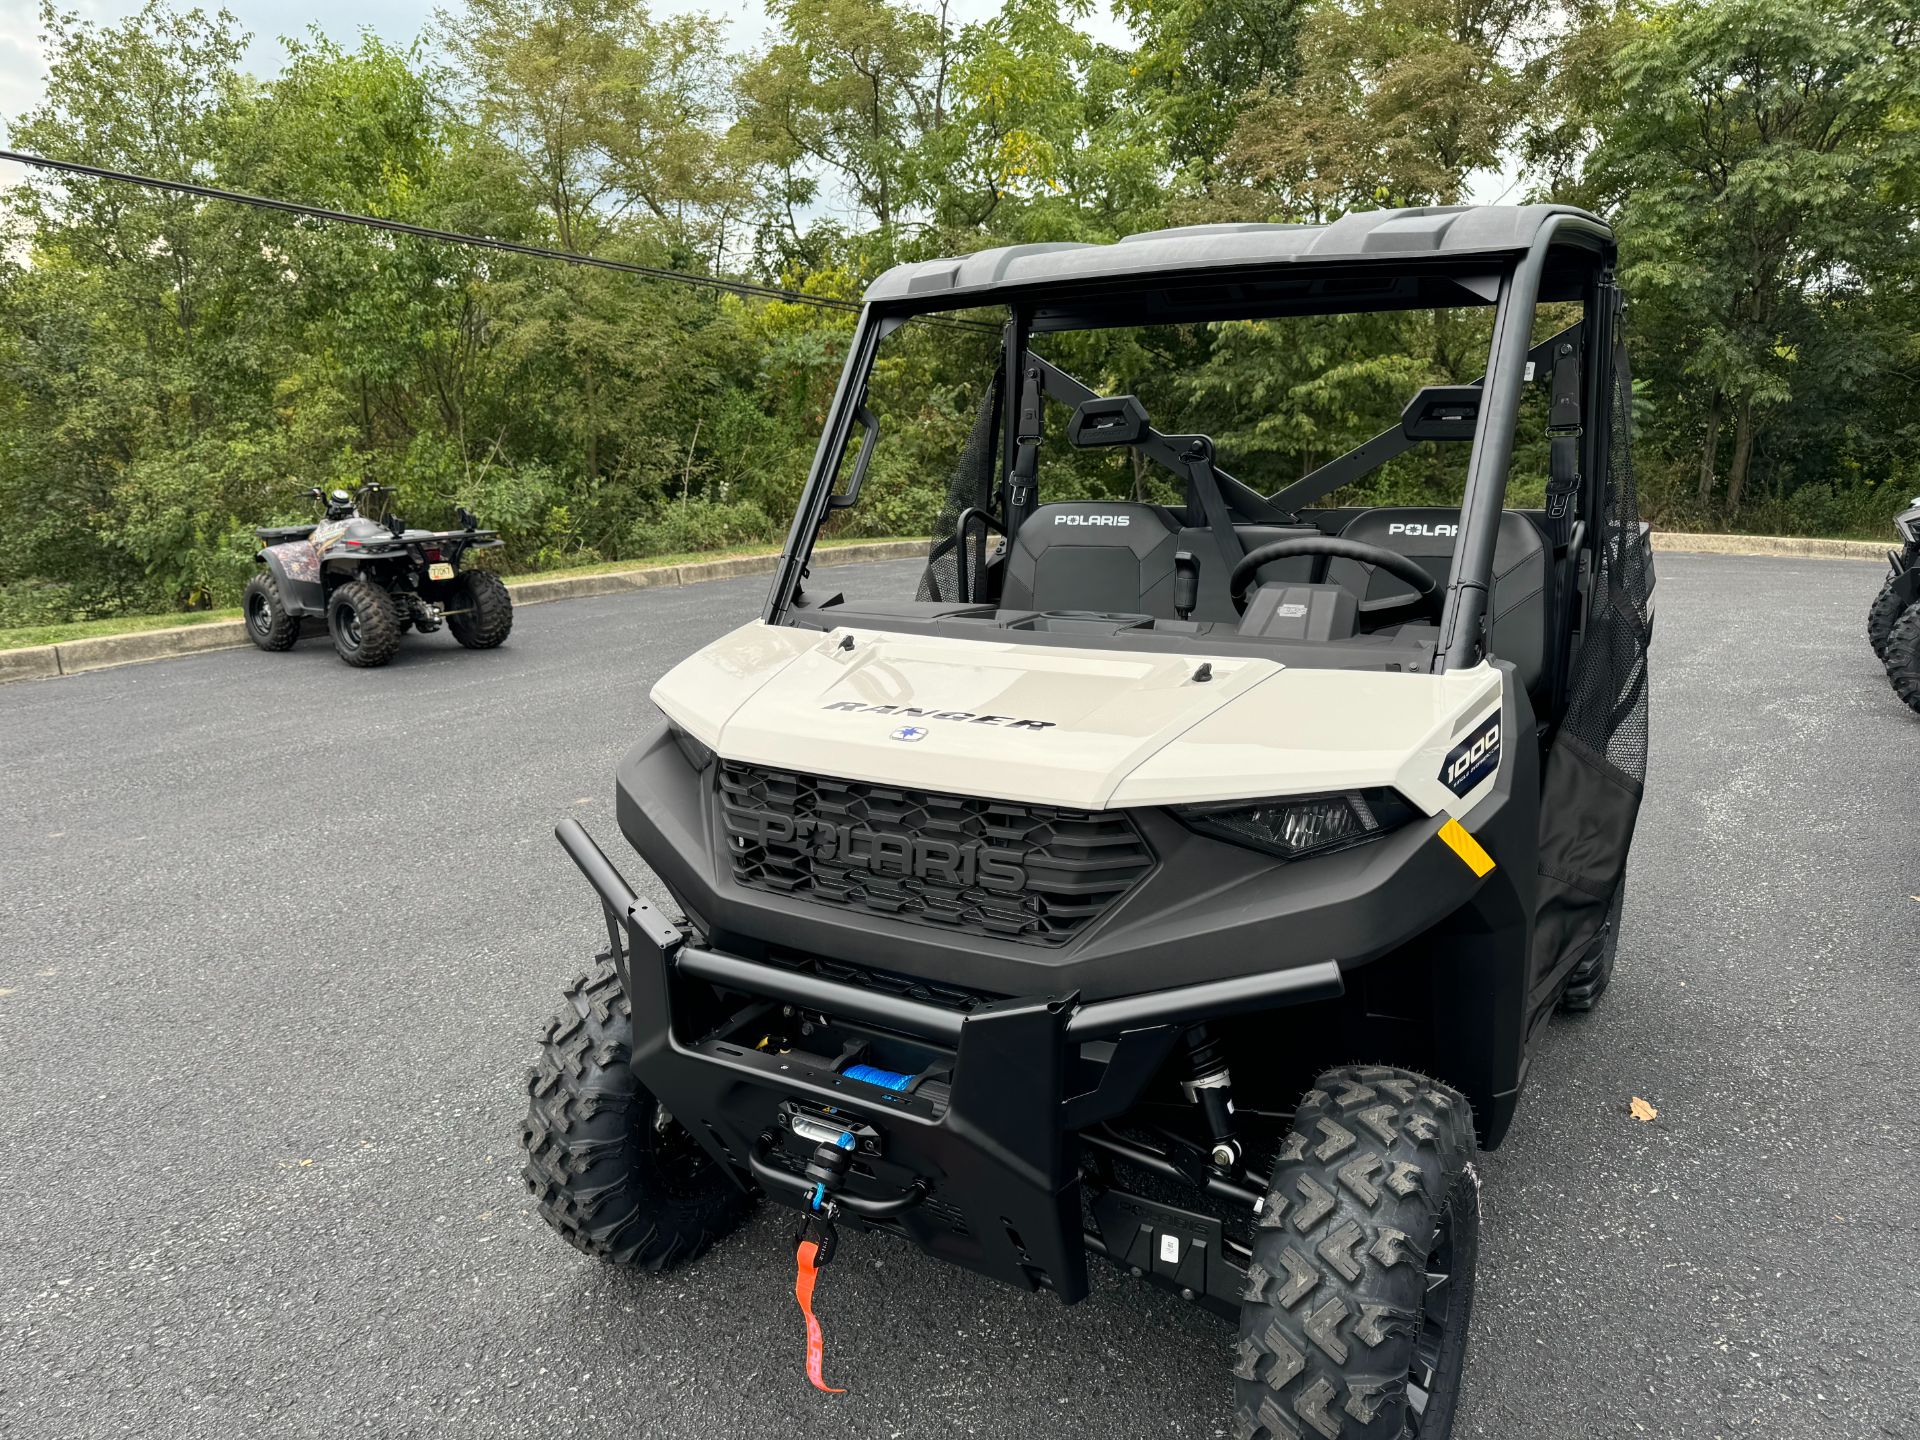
[[427, 562, 455, 580]]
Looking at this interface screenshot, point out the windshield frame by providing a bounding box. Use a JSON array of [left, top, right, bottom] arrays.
[[763, 224, 1614, 676]]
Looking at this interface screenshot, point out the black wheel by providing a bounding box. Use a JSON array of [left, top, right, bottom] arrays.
[[521, 960, 751, 1268], [446, 569, 513, 649], [1868, 577, 1908, 662], [1234, 1066, 1479, 1440], [1886, 600, 1920, 716], [242, 573, 300, 652], [1558, 877, 1625, 1013], [325, 578, 403, 667]]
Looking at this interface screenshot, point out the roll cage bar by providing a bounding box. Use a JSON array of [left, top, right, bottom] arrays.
[[765, 215, 1617, 687]]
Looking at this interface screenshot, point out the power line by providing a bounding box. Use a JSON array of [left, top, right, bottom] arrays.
[[0, 148, 997, 333]]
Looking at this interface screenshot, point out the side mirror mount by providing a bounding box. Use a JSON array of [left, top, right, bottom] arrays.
[[1173, 550, 1200, 621], [1068, 395, 1150, 449], [1400, 386, 1481, 442]]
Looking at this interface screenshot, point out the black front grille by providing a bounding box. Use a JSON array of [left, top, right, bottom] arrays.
[[719, 762, 1153, 946]]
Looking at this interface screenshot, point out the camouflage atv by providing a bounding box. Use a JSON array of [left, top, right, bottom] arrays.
[[245, 484, 512, 668]]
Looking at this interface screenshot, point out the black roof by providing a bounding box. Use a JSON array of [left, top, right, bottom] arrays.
[[865, 204, 1611, 306]]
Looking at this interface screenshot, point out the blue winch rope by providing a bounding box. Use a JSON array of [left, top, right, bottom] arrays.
[[843, 1063, 917, 1092]]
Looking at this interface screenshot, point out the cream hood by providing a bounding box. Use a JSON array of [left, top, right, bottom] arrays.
[[650, 622, 1503, 815]]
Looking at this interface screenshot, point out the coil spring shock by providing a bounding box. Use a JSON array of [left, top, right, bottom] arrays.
[[1182, 1026, 1241, 1171]]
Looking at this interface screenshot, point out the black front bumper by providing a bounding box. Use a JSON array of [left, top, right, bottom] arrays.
[[556, 817, 1340, 1304]]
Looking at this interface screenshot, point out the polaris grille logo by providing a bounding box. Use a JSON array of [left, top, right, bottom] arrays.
[[822, 701, 1053, 730], [1388, 522, 1458, 538], [1054, 512, 1130, 526], [1441, 711, 1501, 796], [721, 807, 1027, 891]]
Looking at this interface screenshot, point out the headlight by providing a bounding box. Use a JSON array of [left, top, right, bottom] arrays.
[[1898, 508, 1919, 542], [668, 721, 715, 770], [1173, 789, 1420, 861]]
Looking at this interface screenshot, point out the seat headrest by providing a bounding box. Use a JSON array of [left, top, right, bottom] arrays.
[[1018, 503, 1174, 546]]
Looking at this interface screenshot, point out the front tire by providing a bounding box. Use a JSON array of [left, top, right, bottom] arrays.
[[446, 569, 513, 649], [242, 573, 300, 652], [326, 578, 403, 667], [1868, 576, 1908, 662], [1234, 1066, 1479, 1440], [521, 960, 751, 1268], [1885, 601, 1920, 716]]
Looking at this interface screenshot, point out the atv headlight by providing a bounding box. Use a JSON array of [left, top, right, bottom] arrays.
[[1897, 506, 1920, 542], [1173, 789, 1420, 861]]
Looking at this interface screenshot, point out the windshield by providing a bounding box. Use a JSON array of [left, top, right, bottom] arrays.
[[780, 278, 1577, 678]]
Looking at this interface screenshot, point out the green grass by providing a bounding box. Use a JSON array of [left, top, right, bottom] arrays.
[[0, 535, 926, 653]]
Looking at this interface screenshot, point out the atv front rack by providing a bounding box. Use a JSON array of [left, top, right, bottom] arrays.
[[556, 817, 1341, 1305]]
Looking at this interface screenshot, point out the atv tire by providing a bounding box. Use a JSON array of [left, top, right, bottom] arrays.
[[1234, 1066, 1479, 1440], [1558, 878, 1625, 1013], [326, 578, 403, 667], [242, 573, 300, 652], [1868, 577, 1908, 662], [521, 960, 750, 1268], [1885, 601, 1920, 716], [447, 569, 512, 650]]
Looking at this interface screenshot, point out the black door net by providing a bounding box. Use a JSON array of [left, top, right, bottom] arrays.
[[1532, 314, 1652, 982]]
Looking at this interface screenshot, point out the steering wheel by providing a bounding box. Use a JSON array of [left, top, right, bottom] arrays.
[[1228, 537, 1442, 621]]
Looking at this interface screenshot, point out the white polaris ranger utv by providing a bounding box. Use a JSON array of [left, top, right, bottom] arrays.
[[525, 204, 1655, 1439]]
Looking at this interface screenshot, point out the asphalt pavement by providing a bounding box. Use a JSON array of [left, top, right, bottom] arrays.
[[2, 552, 1915, 1440]]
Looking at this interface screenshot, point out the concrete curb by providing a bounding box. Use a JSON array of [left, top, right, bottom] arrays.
[[1650, 531, 1887, 562], [56, 620, 252, 675], [1, 539, 931, 685], [0, 643, 61, 684]]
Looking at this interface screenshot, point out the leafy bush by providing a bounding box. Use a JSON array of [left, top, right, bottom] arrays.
[[628, 496, 777, 557]]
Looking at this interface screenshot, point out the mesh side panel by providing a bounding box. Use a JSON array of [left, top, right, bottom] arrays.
[[1560, 347, 1651, 784], [916, 380, 1001, 603]]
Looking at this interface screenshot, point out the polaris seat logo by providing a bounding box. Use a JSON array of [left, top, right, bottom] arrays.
[[1389, 522, 1458, 538], [1442, 712, 1501, 796], [722, 806, 1027, 892], [1054, 513, 1130, 527]]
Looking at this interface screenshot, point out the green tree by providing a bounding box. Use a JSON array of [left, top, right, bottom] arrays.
[[736, 0, 946, 262], [1221, 0, 1529, 219], [1117, 0, 1301, 190], [1558, 0, 1920, 512]]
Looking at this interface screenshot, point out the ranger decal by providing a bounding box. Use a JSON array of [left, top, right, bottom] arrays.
[[821, 701, 1053, 730]]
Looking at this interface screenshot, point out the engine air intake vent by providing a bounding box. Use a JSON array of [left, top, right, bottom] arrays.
[[719, 762, 1153, 946]]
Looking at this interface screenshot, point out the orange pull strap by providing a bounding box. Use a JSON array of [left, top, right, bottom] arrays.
[[794, 1238, 845, 1394]]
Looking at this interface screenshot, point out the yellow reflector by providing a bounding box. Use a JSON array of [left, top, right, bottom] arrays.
[[1437, 818, 1495, 878]]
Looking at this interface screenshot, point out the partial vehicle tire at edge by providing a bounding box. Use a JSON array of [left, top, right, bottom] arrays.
[[1868, 577, 1907, 662], [447, 569, 513, 650], [1557, 878, 1625, 1013], [242, 572, 300, 652], [325, 578, 404, 667], [1885, 601, 1920, 716], [521, 959, 751, 1269], [1234, 1065, 1479, 1440]]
